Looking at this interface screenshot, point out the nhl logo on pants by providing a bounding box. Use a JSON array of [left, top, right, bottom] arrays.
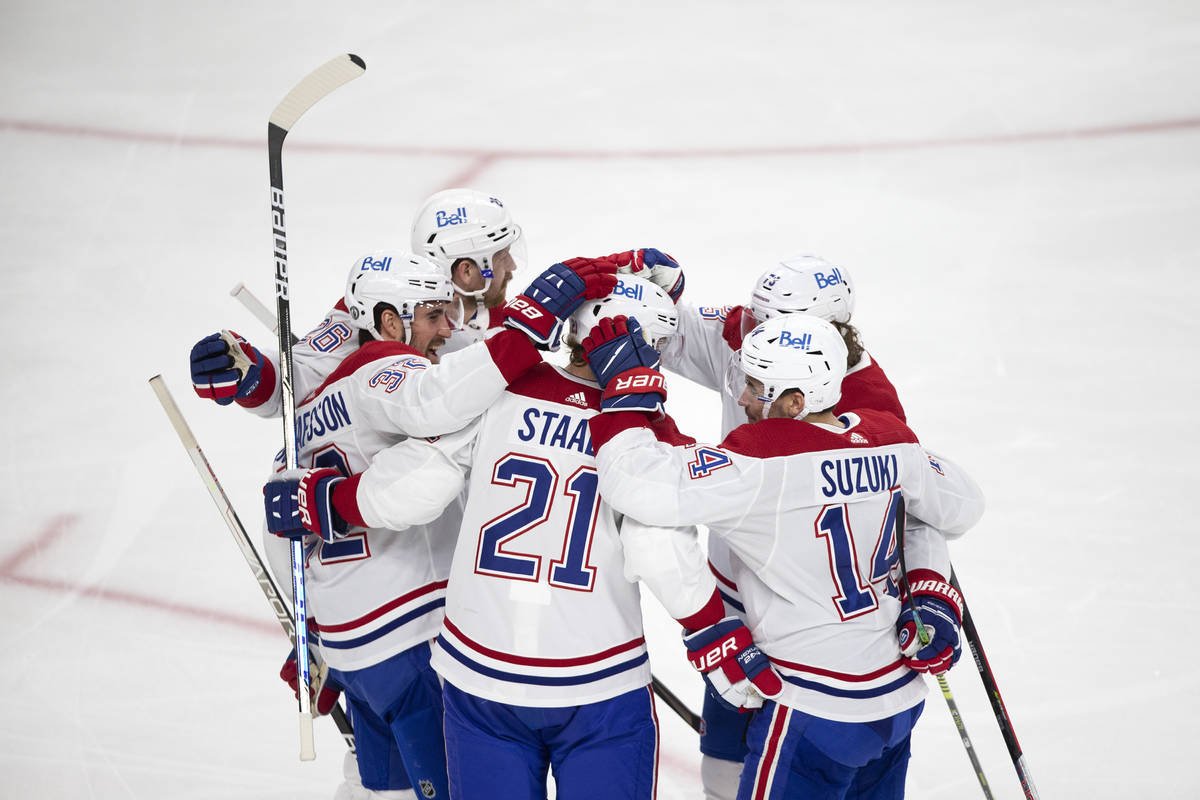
[[420, 779, 436, 798]]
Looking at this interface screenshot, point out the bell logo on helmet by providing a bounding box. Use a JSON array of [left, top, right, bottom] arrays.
[[613, 280, 645, 301], [778, 330, 812, 350], [813, 269, 845, 289], [435, 207, 469, 227], [359, 255, 392, 272], [489, 197, 503, 207]]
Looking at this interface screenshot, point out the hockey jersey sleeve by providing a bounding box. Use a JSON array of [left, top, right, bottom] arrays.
[[350, 329, 540, 439], [595, 423, 773, 533], [895, 446, 985, 539], [660, 302, 738, 392], [342, 420, 481, 531], [618, 518, 718, 621], [902, 518, 952, 578]]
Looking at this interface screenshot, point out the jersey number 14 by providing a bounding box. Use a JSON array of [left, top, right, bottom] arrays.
[[815, 489, 903, 620]]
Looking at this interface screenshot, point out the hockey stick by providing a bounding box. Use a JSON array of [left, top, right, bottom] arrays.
[[268, 53, 366, 761], [148, 375, 356, 752], [951, 573, 1042, 800], [895, 498, 994, 799], [231, 282, 297, 345], [651, 675, 702, 733]]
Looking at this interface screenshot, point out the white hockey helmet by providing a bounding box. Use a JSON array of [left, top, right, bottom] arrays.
[[569, 274, 679, 349], [743, 254, 855, 337], [344, 250, 455, 342], [410, 188, 525, 299], [740, 314, 849, 419]]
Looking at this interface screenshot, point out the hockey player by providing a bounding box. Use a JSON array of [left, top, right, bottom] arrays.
[[580, 313, 985, 800], [410, 188, 525, 356], [189, 188, 526, 414], [274, 275, 704, 799], [637, 254, 905, 798], [260, 250, 618, 799]]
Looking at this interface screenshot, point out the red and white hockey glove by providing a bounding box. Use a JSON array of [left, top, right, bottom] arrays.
[[581, 316, 667, 414], [608, 248, 685, 303], [502, 257, 618, 350], [683, 616, 783, 713], [190, 330, 271, 406], [897, 570, 965, 675], [264, 468, 350, 543], [280, 647, 341, 717]]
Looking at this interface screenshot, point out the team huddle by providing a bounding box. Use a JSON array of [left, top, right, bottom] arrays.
[[189, 189, 984, 800]]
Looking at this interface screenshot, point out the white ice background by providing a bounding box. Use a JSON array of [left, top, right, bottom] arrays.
[[2, 1, 1198, 797]]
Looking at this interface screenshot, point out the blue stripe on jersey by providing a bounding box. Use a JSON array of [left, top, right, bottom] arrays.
[[718, 589, 745, 614], [781, 668, 919, 699], [319, 598, 446, 650], [436, 635, 649, 686]]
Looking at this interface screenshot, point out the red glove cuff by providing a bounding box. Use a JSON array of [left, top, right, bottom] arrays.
[[602, 367, 667, 401], [904, 569, 964, 622], [503, 295, 556, 338]]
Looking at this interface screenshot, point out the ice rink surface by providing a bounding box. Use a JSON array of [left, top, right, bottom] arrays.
[[2, 1, 1199, 797]]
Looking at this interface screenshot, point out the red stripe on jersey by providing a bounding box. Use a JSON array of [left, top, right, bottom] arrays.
[[720, 409, 918, 459], [753, 705, 791, 800], [648, 684, 660, 799], [333, 298, 348, 312], [311, 580, 448, 634], [506, 362, 602, 408], [301, 340, 423, 403], [768, 655, 906, 682], [709, 560, 738, 591], [443, 617, 645, 667]]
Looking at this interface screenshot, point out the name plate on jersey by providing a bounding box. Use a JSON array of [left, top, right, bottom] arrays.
[[511, 406, 594, 457], [815, 451, 899, 501]]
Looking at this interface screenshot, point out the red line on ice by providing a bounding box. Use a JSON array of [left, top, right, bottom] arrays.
[[4, 115, 1200, 160], [0, 515, 277, 636]]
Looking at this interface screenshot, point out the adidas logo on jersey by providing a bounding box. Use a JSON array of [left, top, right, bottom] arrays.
[[850, 432, 868, 444], [565, 391, 588, 407]]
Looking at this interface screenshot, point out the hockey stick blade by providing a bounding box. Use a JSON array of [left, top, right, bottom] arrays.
[[269, 54, 365, 134]]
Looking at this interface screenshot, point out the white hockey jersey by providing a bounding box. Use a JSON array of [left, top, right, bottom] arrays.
[[590, 409, 985, 723], [270, 331, 541, 671], [661, 301, 923, 613], [244, 297, 502, 418], [348, 363, 699, 707]]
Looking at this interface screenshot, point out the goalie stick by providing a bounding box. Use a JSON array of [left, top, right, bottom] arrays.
[[227, 281, 707, 737], [952, 573, 1042, 800], [268, 53, 365, 761], [148, 375, 355, 752], [895, 498, 994, 799]]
